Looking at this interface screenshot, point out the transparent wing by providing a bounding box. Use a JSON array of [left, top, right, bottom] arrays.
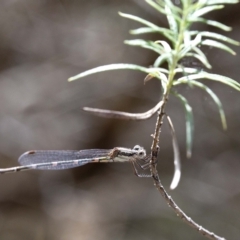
[[18, 149, 111, 170]]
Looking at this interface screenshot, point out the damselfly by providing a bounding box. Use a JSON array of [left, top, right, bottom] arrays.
[[0, 145, 151, 177]]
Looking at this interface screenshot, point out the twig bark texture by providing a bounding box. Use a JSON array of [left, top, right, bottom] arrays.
[[150, 94, 225, 240]]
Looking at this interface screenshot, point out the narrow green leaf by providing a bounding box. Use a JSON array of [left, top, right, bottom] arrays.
[[124, 39, 164, 54], [180, 0, 190, 9], [165, 5, 179, 36], [198, 0, 209, 4], [174, 67, 199, 74], [151, 67, 169, 74], [175, 72, 240, 91], [179, 33, 202, 58], [191, 17, 232, 31], [157, 71, 168, 84], [188, 80, 227, 130], [155, 40, 172, 52], [206, 0, 239, 5], [185, 52, 212, 69], [157, 0, 182, 14], [153, 53, 171, 67], [119, 12, 159, 29], [119, 12, 174, 41], [145, 0, 166, 15], [192, 31, 240, 45], [68, 64, 168, 81], [145, 70, 169, 85], [201, 39, 236, 55], [166, 115, 181, 190], [188, 0, 209, 14], [191, 46, 212, 68], [173, 92, 194, 158], [183, 31, 191, 45], [130, 27, 161, 35], [191, 5, 224, 18], [146, 71, 168, 93]]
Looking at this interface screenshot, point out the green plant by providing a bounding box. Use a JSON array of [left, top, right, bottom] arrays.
[[69, 0, 239, 239]]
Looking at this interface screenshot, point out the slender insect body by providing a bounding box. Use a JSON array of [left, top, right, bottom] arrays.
[[0, 145, 148, 176]]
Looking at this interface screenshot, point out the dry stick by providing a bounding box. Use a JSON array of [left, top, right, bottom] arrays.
[[83, 101, 163, 120], [150, 95, 226, 240]]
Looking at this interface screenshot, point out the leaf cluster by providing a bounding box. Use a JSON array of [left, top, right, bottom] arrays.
[[69, 0, 239, 189]]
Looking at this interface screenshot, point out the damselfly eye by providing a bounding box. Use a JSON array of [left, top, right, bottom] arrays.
[[133, 145, 140, 151]]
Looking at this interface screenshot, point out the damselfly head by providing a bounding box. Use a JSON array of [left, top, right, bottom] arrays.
[[132, 145, 146, 158]]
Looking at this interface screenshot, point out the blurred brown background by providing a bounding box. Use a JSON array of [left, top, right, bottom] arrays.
[[0, 1, 240, 240]]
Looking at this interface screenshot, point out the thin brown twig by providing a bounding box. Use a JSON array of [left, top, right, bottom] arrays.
[[83, 101, 163, 120], [150, 94, 226, 240]]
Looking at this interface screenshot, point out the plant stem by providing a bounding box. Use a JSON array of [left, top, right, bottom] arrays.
[[149, 3, 226, 240]]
